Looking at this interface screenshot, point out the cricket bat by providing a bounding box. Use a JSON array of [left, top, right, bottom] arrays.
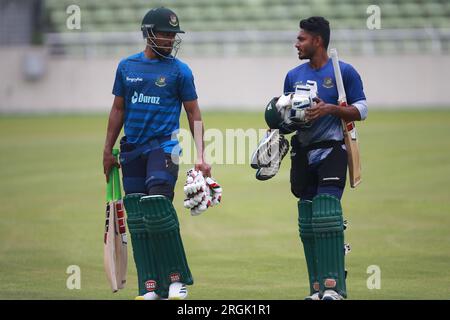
[[104, 163, 118, 292], [103, 149, 127, 292], [330, 48, 362, 188], [112, 149, 127, 290]]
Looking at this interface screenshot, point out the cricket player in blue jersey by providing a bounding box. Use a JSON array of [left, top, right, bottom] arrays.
[[259, 17, 368, 300], [103, 7, 211, 300]]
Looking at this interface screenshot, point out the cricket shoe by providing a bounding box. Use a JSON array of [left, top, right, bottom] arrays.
[[168, 282, 188, 300], [135, 292, 163, 300], [321, 290, 344, 300], [304, 292, 320, 301]]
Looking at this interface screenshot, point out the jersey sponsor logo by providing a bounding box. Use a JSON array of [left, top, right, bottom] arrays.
[[126, 76, 143, 83], [155, 76, 167, 87], [322, 77, 334, 88], [131, 91, 160, 105]]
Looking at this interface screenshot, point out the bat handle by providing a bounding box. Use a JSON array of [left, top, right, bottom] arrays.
[[112, 149, 122, 201], [106, 172, 113, 202]]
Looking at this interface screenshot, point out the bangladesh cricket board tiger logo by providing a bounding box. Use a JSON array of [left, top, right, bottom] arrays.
[[169, 14, 178, 27], [155, 75, 167, 87], [323, 77, 334, 89]]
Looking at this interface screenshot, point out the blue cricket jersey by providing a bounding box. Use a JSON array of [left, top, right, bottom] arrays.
[[284, 58, 366, 164], [112, 52, 198, 154]]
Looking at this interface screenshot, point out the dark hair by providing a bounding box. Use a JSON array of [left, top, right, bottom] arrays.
[[299, 16, 330, 49]]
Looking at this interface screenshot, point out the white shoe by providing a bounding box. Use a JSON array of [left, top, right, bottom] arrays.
[[168, 282, 188, 300], [304, 292, 320, 300], [321, 290, 344, 300], [135, 292, 161, 300]]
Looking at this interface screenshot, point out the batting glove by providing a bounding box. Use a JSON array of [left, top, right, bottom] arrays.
[[183, 168, 222, 216]]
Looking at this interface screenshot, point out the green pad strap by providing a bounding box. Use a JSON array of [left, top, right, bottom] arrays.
[[298, 200, 319, 294], [312, 194, 347, 298], [124, 194, 162, 296], [140, 195, 194, 294]]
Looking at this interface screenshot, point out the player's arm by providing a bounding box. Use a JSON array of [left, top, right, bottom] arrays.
[[183, 99, 211, 177], [306, 98, 362, 122], [103, 96, 125, 181]]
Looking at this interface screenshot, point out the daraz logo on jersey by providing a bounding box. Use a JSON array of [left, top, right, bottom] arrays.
[[131, 91, 160, 105]]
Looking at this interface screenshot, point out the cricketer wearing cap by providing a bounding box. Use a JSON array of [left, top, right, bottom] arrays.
[[103, 7, 211, 300], [282, 17, 367, 300]]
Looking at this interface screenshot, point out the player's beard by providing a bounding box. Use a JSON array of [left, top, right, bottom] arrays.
[[153, 46, 173, 58], [147, 40, 173, 59], [298, 46, 315, 60]]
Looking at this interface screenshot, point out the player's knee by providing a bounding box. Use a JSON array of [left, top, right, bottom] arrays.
[[317, 186, 344, 200], [147, 183, 175, 201], [291, 184, 302, 198], [123, 177, 146, 195]]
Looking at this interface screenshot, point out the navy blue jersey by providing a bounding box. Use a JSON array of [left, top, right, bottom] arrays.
[[284, 58, 366, 163], [113, 52, 197, 153]]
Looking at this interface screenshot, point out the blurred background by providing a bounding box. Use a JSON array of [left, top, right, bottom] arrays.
[[1, 0, 450, 112]]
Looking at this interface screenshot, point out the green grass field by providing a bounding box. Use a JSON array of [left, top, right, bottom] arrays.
[[0, 110, 449, 300]]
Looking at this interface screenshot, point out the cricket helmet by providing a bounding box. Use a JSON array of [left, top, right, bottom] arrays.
[[264, 97, 296, 134], [141, 7, 184, 35], [141, 7, 184, 58]]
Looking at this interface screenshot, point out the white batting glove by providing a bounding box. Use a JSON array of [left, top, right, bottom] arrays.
[[183, 168, 222, 216], [275, 94, 295, 126], [205, 176, 222, 206], [275, 94, 292, 111]]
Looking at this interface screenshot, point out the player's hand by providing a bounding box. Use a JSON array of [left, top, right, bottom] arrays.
[[306, 97, 333, 122], [103, 150, 120, 182], [195, 159, 211, 177]]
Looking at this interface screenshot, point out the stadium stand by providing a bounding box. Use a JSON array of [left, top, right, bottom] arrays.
[[44, 0, 450, 32], [42, 0, 450, 56]]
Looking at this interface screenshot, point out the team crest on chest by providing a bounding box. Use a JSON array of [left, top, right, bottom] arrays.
[[322, 77, 334, 89], [155, 76, 167, 87]]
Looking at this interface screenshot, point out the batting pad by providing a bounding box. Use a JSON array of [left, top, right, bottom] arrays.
[[140, 195, 194, 294], [124, 194, 162, 296], [298, 200, 319, 294], [312, 194, 347, 298]]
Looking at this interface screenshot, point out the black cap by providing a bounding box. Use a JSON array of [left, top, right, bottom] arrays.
[[141, 7, 185, 34]]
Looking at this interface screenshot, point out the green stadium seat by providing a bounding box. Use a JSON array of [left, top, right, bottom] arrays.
[[423, 3, 443, 18], [333, 4, 359, 19], [398, 3, 423, 18], [379, 3, 401, 18], [221, 6, 247, 22], [201, 6, 224, 22]]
